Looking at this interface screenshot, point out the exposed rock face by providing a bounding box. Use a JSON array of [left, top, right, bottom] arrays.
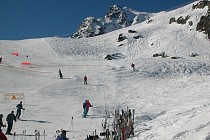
[[169, 15, 190, 25], [192, 0, 210, 9], [71, 5, 152, 38], [71, 17, 104, 38], [196, 14, 210, 39], [193, 0, 210, 40], [117, 33, 127, 42]]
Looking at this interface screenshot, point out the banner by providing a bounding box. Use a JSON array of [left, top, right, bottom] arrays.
[[3, 93, 25, 101]]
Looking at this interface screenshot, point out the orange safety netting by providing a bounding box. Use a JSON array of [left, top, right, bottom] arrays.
[[11, 52, 18, 56], [21, 61, 31, 65]]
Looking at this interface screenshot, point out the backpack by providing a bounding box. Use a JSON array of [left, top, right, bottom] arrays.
[[83, 102, 86, 109]]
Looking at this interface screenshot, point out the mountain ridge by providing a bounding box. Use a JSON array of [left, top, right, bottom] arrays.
[[71, 5, 154, 38]]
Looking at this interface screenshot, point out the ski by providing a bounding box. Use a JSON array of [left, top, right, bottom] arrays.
[[13, 134, 46, 136]]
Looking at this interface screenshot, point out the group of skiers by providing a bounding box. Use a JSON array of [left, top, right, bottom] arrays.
[[1, 65, 135, 140], [58, 63, 135, 83], [57, 63, 136, 119], [58, 69, 88, 85], [0, 101, 25, 140]]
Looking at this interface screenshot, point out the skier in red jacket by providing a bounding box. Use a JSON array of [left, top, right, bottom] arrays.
[[84, 75, 87, 84], [83, 100, 92, 117]]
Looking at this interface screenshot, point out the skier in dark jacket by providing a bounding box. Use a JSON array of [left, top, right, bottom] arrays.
[[56, 130, 68, 140], [131, 63, 135, 71], [59, 69, 63, 79], [0, 57, 2, 63], [84, 75, 87, 84], [83, 100, 92, 117], [16, 101, 25, 119], [6, 111, 16, 135], [0, 114, 7, 140]]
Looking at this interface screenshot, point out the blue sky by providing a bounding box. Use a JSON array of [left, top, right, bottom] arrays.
[[0, 0, 194, 40]]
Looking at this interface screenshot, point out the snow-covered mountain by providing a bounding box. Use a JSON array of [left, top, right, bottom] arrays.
[[71, 5, 153, 38], [1, 1, 210, 140]]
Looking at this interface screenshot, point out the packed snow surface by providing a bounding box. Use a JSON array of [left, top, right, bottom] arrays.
[[1, 1, 210, 140]]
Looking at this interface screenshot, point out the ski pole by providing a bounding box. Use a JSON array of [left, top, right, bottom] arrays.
[[22, 109, 24, 118], [35, 130, 37, 140], [24, 130, 26, 140], [12, 121, 16, 132], [71, 117, 74, 140], [43, 130, 45, 140], [2, 125, 6, 133], [71, 117, 73, 132], [20, 130, 25, 140]]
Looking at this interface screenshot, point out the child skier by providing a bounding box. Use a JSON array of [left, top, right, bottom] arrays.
[[83, 100, 93, 117], [131, 63, 135, 71], [59, 69, 63, 79], [84, 75, 87, 84]]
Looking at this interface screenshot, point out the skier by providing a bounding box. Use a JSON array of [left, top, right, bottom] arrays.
[[56, 130, 68, 140], [84, 75, 87, 84], [83, 100, 93, 117], [59, 69, 63, 79], [6, 111, 16, 135], [16, 101, 25, 119], [0, 114, 7, 140], [131, 63, 135, 71], [0, 57, 2, 63]]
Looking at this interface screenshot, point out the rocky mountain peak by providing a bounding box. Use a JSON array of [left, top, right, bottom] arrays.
[[71, 5, 152, 38], [106, 5, 124, 19]]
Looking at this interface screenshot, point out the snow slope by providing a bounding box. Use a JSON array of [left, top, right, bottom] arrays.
[[1, 1, 210, 140]]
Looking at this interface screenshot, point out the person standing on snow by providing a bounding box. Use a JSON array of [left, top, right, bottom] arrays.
[[131, 63, 135, 71], [84, 75, 87, 84], [59, 69, 63, 79], [16, 101, 25, 119], [56, 130, 68, 140], [83, 100, 93, 117], [6, 111, 16, 135], [0, 57, 2, 63], [0, 114, 7, 140]]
